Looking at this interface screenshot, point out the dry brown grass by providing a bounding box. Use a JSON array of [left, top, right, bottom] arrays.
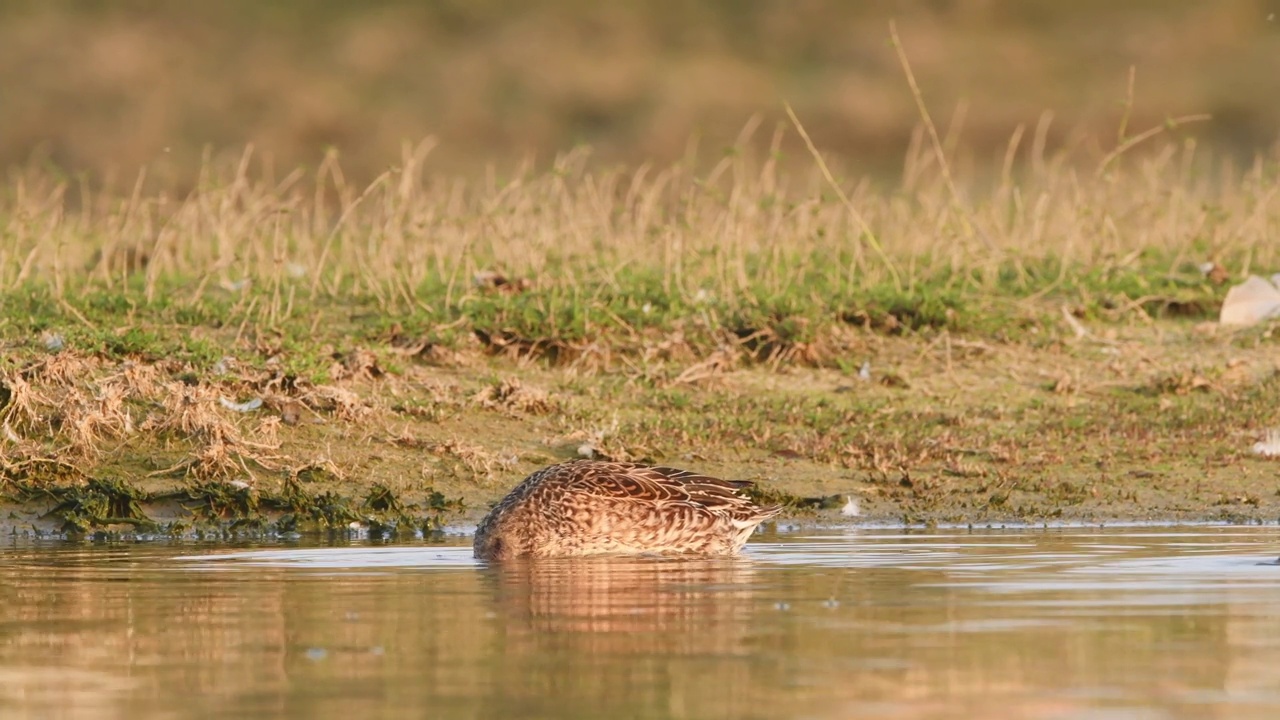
[[1, 358, 326, 484], [2, 129, 1276, 328]]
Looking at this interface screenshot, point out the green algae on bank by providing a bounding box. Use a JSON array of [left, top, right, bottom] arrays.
[[1, 467, 465, 539]]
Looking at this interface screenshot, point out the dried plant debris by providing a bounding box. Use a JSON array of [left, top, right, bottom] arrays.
[[288, 457, 347, 484], [671, 348, 737, 387], [330, 349, 384, 381], [301, 385, 374, 421], [425, 438, 515, 477], [1146, 370, 1215, 396], [472, 378, 557, 415], [387, 327, 462, 365], [555, 420, 649, 463], [0, 352, 406, 520], [0, 372, 49, 434], [141, 382, 232, 439], [60, 381, 135, 458]]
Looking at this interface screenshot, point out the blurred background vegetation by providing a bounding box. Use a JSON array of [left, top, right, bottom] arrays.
[[4, 0, 1278, 185]]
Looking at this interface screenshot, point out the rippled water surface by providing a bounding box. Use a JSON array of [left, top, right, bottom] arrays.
[[3, 527, 1280, 719]]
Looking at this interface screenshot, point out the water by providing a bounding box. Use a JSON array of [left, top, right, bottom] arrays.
[[2, 527, 1279, 720]]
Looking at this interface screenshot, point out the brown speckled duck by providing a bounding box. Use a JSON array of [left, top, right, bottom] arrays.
[[473, 460, 782, 560]]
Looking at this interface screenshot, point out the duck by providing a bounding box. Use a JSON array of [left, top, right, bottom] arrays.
[[473, 460, 782, 560]]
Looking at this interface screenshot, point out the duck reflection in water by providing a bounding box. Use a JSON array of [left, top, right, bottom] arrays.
[[483, 554, 760, 653]]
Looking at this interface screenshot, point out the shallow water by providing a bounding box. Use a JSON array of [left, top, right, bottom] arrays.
[[2, 527, 1279, 720]]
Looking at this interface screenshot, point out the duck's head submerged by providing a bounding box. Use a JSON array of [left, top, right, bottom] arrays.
[[473, 506, 535, 561], [473, 532, 508, 561], [473, 525, 513, 561]]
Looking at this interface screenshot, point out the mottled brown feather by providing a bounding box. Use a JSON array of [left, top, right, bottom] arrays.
[[473, 460, 781, 560]]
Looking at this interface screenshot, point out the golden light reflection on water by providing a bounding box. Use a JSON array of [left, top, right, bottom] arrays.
[[1, 530, 1279, 719]]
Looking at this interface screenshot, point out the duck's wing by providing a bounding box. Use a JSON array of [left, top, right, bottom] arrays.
[[561, 462, 780, 518]]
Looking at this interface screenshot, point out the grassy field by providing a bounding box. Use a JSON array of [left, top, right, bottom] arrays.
[[2, 125, 1280, 536]]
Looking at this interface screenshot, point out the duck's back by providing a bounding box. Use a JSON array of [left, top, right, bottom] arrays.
[[473, 460, 780, 559]]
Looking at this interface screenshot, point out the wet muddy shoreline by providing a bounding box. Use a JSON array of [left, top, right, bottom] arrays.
[[5, 317, 1280, 538]]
